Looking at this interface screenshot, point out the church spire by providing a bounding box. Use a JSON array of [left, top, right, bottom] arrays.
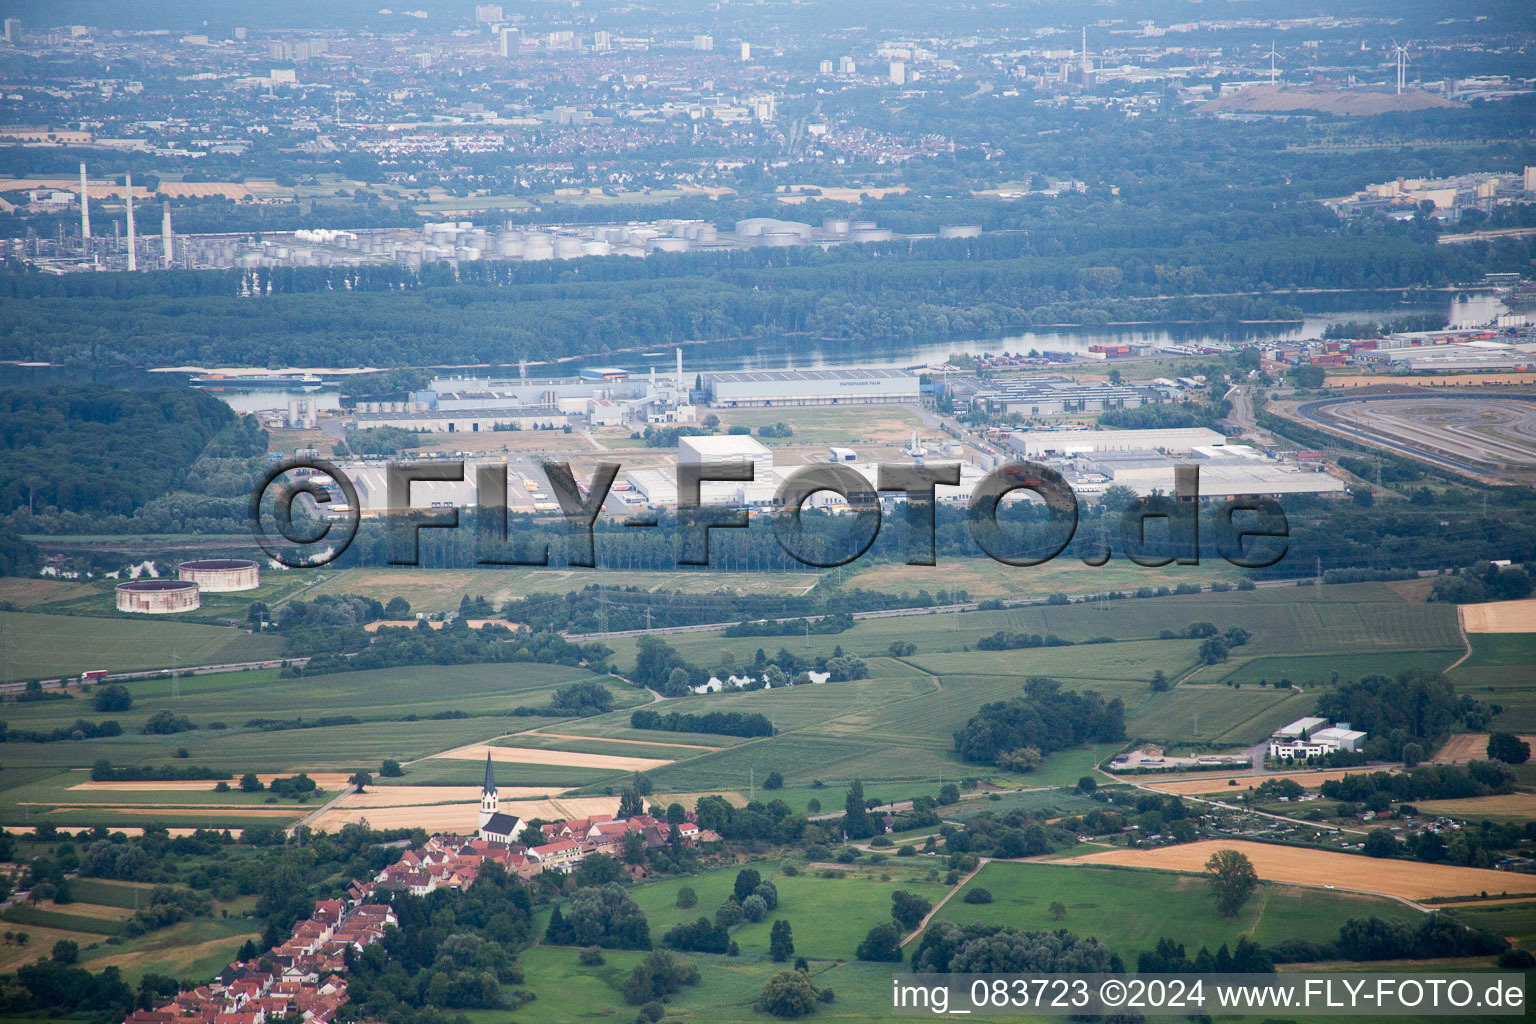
[[479, 751, 499, 832]]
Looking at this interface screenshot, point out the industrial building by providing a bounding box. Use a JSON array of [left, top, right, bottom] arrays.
[[702, 368, 920, 408], [946, 375, 1172, 416], [383, 348, 695, 430], [351, 405, 565, 433], [678, 434, 776, 504], [177, 559, 260, 592], [1268, 716, 1367, 760], [1057, 443, 1346, 500], [1010, 427, 1227, 458], [116, 579, 201, 614]]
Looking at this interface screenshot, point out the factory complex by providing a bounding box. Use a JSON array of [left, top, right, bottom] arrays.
[[14, 169, 976, 274], [1267, 716, 1368, 762], [944, 374, 1176, 416]]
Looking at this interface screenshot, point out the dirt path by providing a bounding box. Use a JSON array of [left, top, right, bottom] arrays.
[[1446, 607, 1475, 671], [901, 858, 988, 947]]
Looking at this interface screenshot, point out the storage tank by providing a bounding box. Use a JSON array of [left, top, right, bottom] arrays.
[[554, 236, 584, 259], [939, 224, 982, 239], [522, 235, 555, 260], [581, 240, 613, 256], [823, 218, 851, 235], [850, 228, 893, 243], [762, 231, 798, 247], [178, 559, 260, 593], [649, 236, 691, 253], [497, 234, 524, 257], [116, 579, 200, 614]]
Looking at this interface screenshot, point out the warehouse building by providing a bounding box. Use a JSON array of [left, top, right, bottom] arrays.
[[678, 435, 776, 504], [946, 375, 1170, 416], [702, 368, 920, 408], [352, 406, 565, 433], [1010, 427, 1226, 458], [1063, 447, 1346, 500]]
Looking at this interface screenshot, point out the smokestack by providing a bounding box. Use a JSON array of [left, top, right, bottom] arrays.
[[125, 174, 136, 271], [675, 347, 684, 395], [79, 162, 90, 239], [162, 200, 173, 268]]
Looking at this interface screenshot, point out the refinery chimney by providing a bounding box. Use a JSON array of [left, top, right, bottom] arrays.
[[161, 200, 173, 268], [125, 174, 136, 271], [675, 347, 684, 395], [79, 162, 90, 239]]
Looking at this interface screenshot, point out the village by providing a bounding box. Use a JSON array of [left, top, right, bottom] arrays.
[[121, 757, 707, 1024]]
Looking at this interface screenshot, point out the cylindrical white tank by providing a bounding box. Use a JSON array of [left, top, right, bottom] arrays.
[[581, 240, 613, 256]]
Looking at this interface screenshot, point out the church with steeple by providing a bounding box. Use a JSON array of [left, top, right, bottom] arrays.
[[477, 752, 527, 845]]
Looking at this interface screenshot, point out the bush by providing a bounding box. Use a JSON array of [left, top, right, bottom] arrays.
[[962, 888, 993, 904], [757, 970, 820, 1018], [675, 886, 697, 909], [579, 946, 606, 966], [855, 923, 903, 962]]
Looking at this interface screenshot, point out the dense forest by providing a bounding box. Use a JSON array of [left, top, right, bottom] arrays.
[[2, 211, 1531, 368], [0, 387, 234, 517]]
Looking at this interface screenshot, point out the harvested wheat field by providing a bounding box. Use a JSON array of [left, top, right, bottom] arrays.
[[435, 742, 672, 772], [1433, 734, 1536, 763], [312, 794, 620, 832], [1142, 769, 1377, 795], [0, 825, 241, 838], [527, 732, 720, 751], [653, 791, 749, 810], [1413, 794, 1536, 819], [49, 806, 305, 818], [1061, 840, 1528, 902], [341, 785, 560, 808], [72, 772, 354, 791], [1460, 599, 1536, 633]]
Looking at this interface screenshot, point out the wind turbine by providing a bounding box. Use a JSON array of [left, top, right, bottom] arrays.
[[1391, 40, 1410, 94], [1263, 40, 1280, 85]]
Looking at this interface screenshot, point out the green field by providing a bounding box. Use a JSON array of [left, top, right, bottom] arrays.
[[0, 662, 647, 827], [1215, 649, 1462, 687], [935, 860, 1424, 965], [0, 610, 282, 682], [1451, 633, 1536, 731], [623, 859, 950, 959], [309, 566, 819, 614]]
